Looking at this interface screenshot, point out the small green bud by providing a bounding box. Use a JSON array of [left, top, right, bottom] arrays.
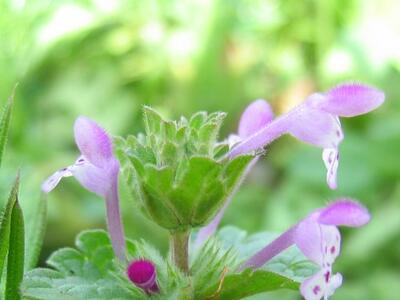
[[115, 106, 253, 231]]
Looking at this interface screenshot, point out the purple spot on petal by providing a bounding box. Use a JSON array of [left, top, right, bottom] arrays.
[[330, 246, 336, 254], [313, 285, 321, 295], [325, 271, 330, 283]]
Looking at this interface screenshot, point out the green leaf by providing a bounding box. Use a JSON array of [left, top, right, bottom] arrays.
[[143, 105, 166, 137], [0, 87, 15, 167], [189, 111, 207, 130], [5, 198, 25, 300], [222, 155, 253, 192], [213, 143, 230, 160], [202, 269, 299, 300], [22, 230, 188, 300], [22, 230, 142, 300], [0, 175, 19, 283], [25, 195, 47, 271], [142, 165, 182, 228], [171, 156, 224, 226]]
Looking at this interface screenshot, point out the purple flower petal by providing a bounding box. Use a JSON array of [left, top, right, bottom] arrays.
[[74, 116, 114, 167], [322, 148, 339, 189], [230, 104, 343, 158], [294, 213, 341, 266], [127, 260, 159, 293], [285, 102, 343, 149], [300, 268, 343, 300], [294, 214, 325, 265], [318, 199, 371, 227], [72, 156, 119, 198], [238, 99, 274, 139], [318, 83, 385, 117]]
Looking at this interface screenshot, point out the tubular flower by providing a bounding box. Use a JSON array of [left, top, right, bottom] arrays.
[[240, 199, 370, 300], [229, 83, 385, 189], [127, 260, 159, 294], [42, 116, 126, 260], [195, 100, 274, 247]]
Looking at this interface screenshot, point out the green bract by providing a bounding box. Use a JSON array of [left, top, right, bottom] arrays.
[[115, 107, 253, 231]]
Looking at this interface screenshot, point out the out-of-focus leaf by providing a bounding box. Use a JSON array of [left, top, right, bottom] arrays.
[[0, 87, 15, 167], [5, 198, 25, 300]]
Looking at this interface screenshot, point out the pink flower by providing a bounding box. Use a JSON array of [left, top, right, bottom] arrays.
[[230, 83, 385, 189], [240, 199, 370, 300], [42, 116, 126, 260]]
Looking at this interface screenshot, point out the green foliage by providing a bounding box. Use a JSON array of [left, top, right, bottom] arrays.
[[0, 176, 26, 300], [190, 236, 299, 300], [203, 269, 298, 300], [23, 227, 308, 300], [5, 198, 25, 300], [0, 176, 20, 283], [190, 239, 237, 299], [22, 230, 191, 300], [115, 107, 254, 231], [22, 230, 143, 300]]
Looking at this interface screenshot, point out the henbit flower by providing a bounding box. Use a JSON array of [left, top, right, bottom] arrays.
[[195, 100, 274, 248], [239, 199, 370, 300], [42, 116, 126, 261], [229, 83, 385, 189], [127, 259, 159, 294]]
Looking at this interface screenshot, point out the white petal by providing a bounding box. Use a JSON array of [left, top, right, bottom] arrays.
[[322, 148, 339, 189], [300, 269, 328, 300], [325, 273, 343, 298], [301, 267, 342, 300], [320, 225, 341, 267], [42, 166, 74, 193]]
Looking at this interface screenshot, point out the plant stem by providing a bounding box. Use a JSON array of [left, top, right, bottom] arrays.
[[170, 230, 190, 274]]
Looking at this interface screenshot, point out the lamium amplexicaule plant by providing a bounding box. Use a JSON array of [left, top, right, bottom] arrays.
[[0, 83, 384, 299]]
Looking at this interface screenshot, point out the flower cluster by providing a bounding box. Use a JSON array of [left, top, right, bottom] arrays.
[[42, 82, 384, 300]]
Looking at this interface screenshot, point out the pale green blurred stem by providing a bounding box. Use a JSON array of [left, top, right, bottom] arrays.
[[170, 230, 190, 274]]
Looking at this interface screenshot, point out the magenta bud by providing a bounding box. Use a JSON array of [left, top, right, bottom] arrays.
[[127, 259, 159, 294]]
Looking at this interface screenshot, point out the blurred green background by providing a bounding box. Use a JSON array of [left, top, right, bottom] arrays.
[[1, 0, 399, 299]]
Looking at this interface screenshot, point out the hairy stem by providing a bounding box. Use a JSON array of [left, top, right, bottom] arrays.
[[170, 230, 190, 274]]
